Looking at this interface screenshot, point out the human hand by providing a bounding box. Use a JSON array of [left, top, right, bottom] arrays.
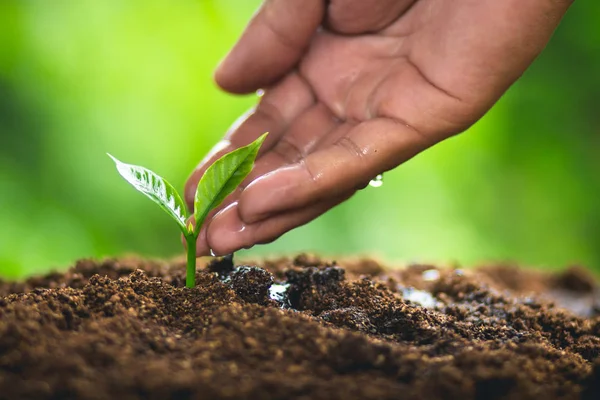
[[185, 0, 573, 256]]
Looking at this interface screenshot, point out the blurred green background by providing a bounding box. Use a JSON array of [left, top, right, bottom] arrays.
[[0, 1, 598, 279]]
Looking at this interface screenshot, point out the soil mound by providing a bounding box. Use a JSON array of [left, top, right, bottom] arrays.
[[1, 255, 599, 399]]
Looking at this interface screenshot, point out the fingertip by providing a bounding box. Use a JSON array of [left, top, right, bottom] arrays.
[[237, 174, 276, 225], [214, 0, 324, 95], [195, 224, 211, 257], [213, 36, 282, 95], [238, 165, 308, 224], [214, 49, 289, 95], [196, 244, 211, 258], [206, 202, 253, 256], [213, 55, 256, 95]]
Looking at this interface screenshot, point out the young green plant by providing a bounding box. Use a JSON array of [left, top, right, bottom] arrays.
[[108, 133, 267, 288]]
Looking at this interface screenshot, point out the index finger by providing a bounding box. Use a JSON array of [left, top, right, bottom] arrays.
[[215, 0, 324, 94]]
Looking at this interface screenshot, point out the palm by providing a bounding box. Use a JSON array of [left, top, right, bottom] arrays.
[[186, 0, 572, 256], [293, 0, 565, 143]]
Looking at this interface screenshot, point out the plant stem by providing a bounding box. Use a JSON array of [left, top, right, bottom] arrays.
[[185, 235, 197, 288]]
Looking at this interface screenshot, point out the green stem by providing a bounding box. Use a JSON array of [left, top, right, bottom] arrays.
[[185, 235, 197, 288]]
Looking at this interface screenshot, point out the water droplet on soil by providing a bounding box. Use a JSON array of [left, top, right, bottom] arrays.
[[269, 283, 291, 308], [269, 283, 290, 302], [400, 287, 437, 308], [422, 269, 440, 281], [369, 174, 383, 188]]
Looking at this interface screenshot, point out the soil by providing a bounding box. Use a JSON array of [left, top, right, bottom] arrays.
[[1, 254, 599, 400]]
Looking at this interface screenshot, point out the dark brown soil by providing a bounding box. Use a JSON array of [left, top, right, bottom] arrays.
[[1, 254, 599, 400]]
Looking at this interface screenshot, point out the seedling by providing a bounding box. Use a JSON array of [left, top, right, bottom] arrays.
[[108, 133, 267, 288]]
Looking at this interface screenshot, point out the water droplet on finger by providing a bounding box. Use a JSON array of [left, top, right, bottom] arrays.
[[369, 174, 383, 188]]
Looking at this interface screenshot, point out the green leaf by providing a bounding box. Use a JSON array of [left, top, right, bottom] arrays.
[[194, 133, 268, 236], [108, 154, 190, 235]]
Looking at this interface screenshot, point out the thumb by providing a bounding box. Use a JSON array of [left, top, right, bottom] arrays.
[[215, 0, 324, 94]]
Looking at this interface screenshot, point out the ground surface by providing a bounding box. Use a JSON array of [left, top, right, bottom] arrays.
[[1, 255, 599, 400]]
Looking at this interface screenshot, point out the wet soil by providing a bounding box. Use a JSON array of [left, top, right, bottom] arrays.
[[1, 254, 599, 400]]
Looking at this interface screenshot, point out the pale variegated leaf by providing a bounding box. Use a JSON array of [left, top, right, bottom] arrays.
[[108, 154, 190, 234]]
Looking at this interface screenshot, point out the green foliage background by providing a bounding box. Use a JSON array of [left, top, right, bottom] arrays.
[[0, 1, 598, 279]]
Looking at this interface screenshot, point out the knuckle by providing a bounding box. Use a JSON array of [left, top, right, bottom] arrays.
[[333, 136, 366, 159], [256, 100, 284, 125], [299, 159, 319, 183], [272, 138, 304, 164]]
